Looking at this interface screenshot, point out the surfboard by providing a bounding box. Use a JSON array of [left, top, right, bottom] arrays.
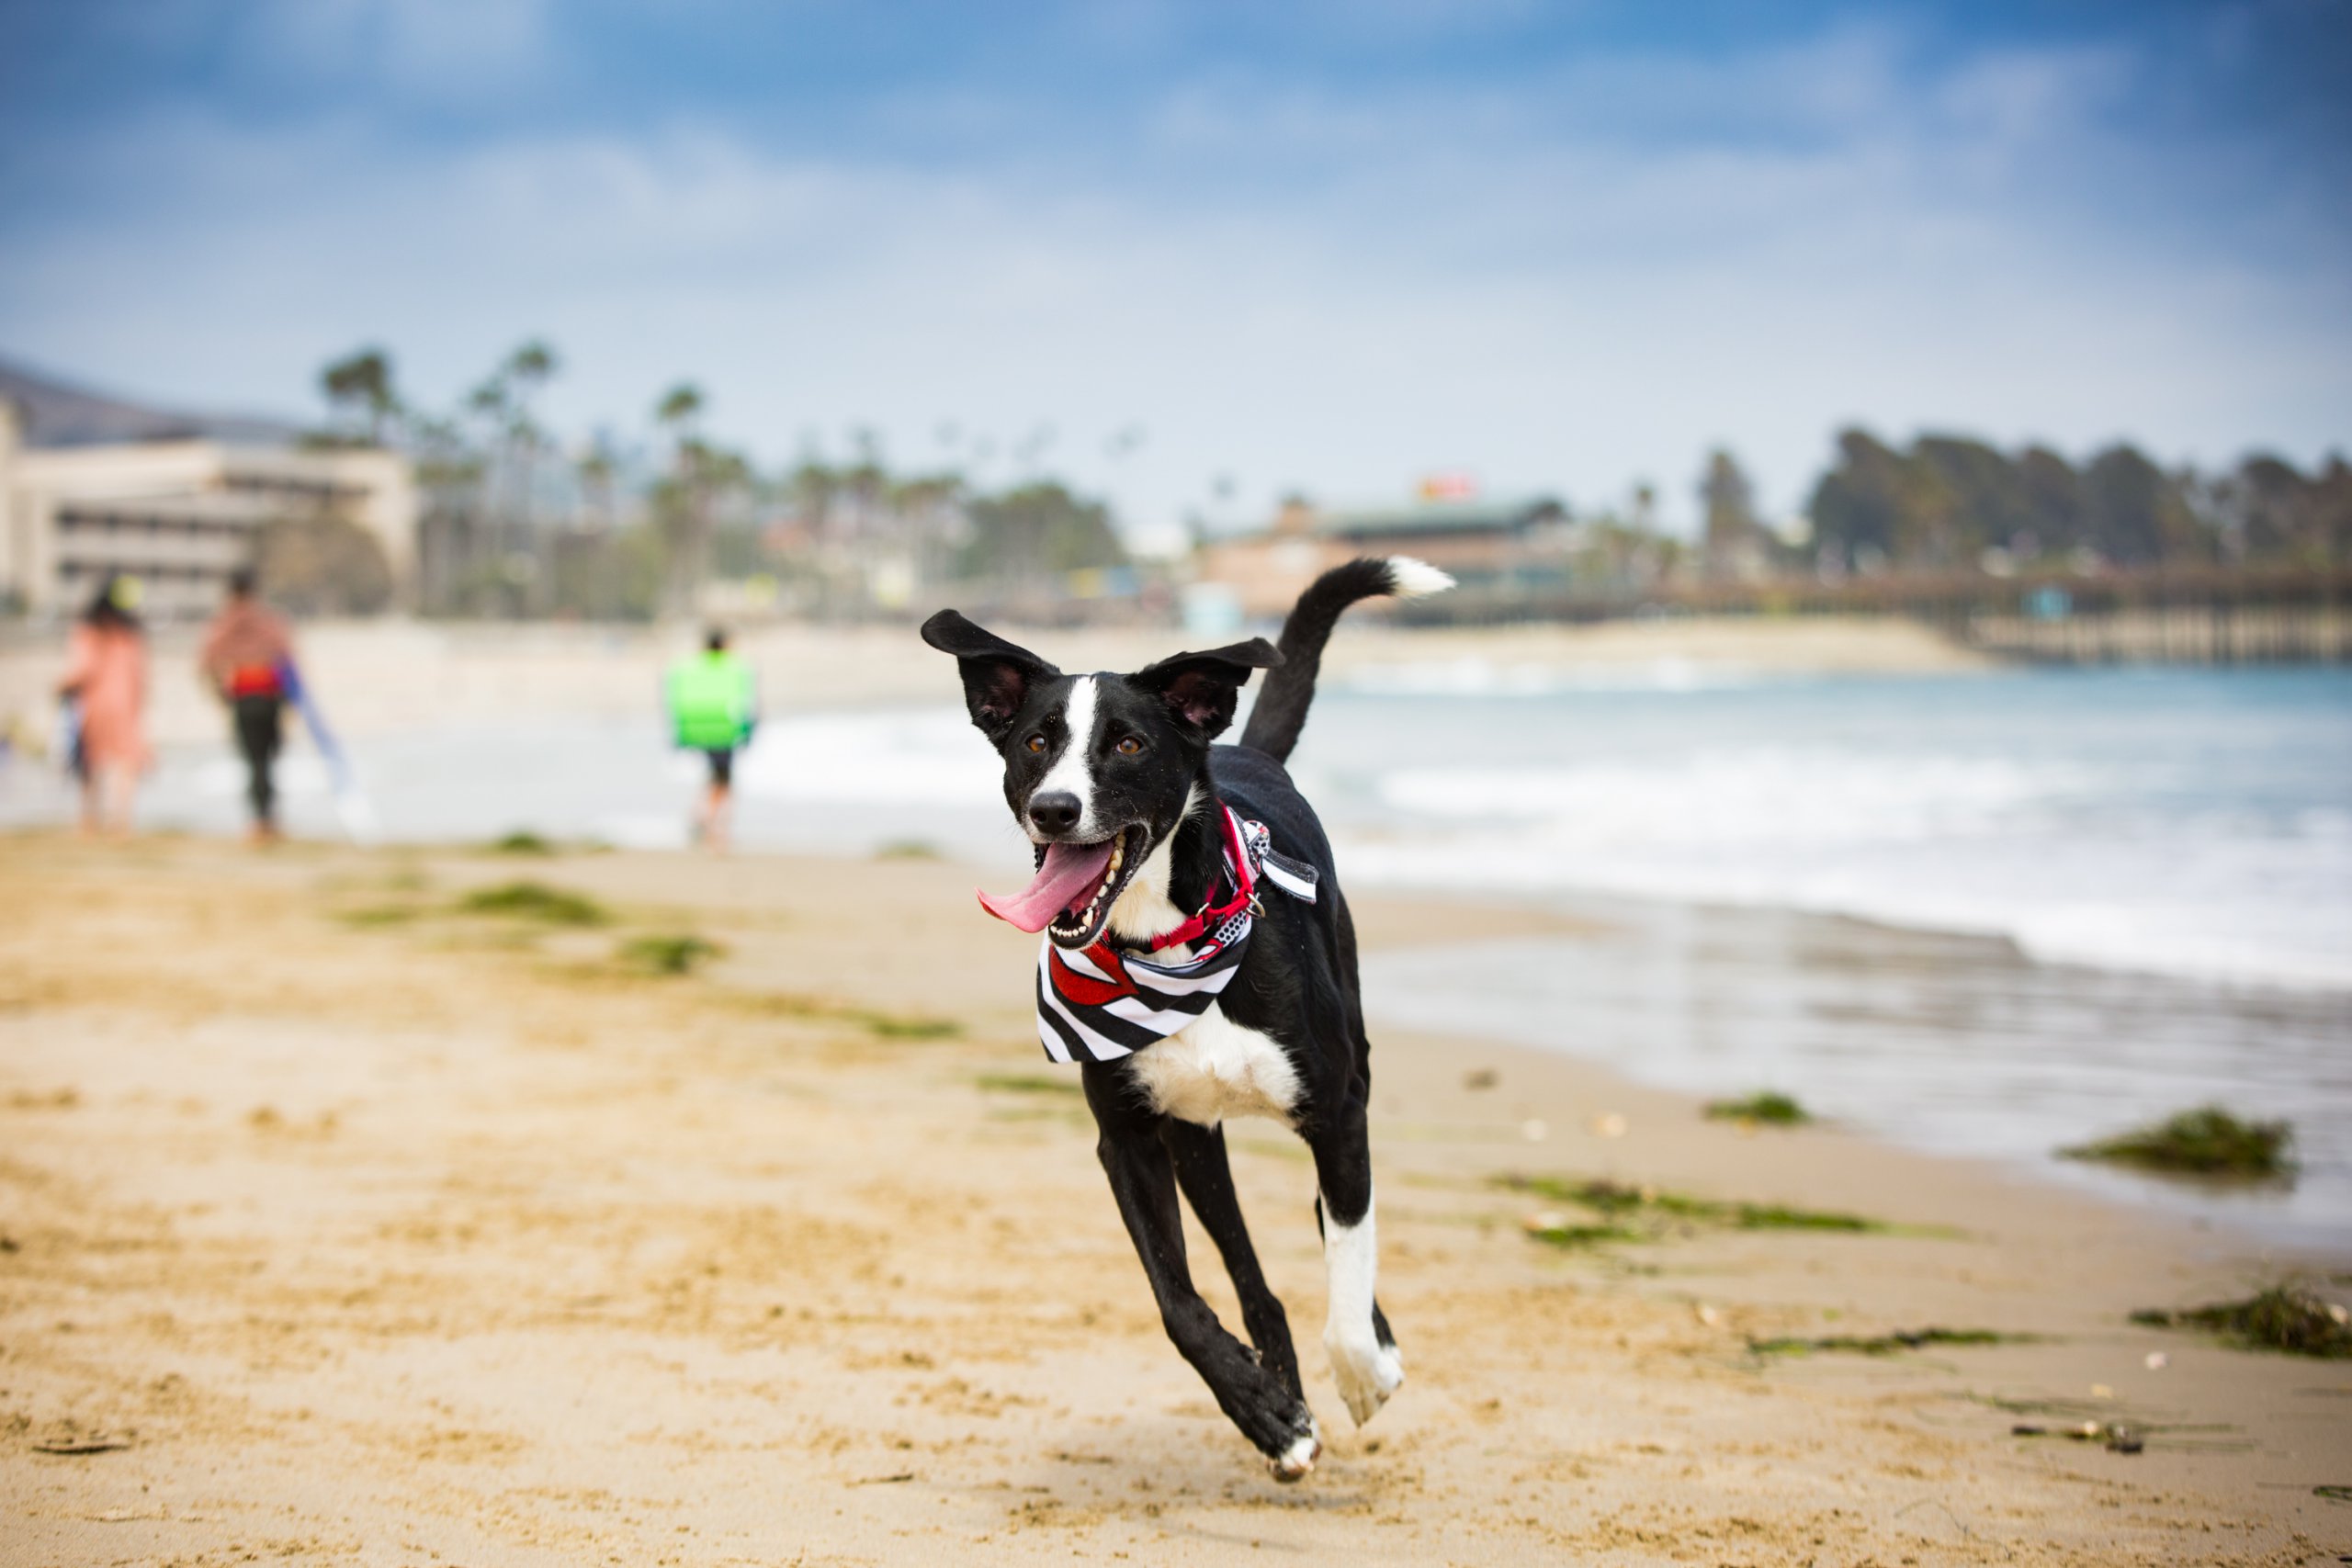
[[275, 658, 380, 844]]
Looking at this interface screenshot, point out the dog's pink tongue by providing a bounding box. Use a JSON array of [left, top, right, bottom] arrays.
[[977, 840, 1115, 932]]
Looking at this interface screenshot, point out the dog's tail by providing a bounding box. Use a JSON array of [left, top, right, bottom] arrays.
[[1237, 556, 1453, 763]]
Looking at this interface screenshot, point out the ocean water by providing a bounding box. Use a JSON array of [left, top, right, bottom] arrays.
[[1297, 666, 2352, 994], [1314, 666, 2352, 1252], [6, 664, 2347, 1247]]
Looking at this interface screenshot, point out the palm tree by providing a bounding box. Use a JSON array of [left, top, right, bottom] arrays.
[[577, 443, 618, 532], [320, 348, 400, 445], [500, 341, 560, 610], [655, 384, 710, 615], [656, 383, 705, 439], [506, 339, 557, 389]]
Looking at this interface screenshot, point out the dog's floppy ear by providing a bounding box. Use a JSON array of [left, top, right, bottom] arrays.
[[922, 610, 1060, 740], [1131, 638, 1283, 739]]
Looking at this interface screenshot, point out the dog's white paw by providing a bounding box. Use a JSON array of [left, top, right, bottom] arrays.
[[1326, 1333, 1405, 1427], [1269, 1423, 1322, 1482]]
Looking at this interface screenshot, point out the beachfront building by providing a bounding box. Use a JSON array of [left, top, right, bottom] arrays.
[[0, 360, 416, 621], [1195, 489, 1571, 618]]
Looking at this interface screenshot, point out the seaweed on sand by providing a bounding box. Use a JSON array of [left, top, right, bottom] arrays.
[[337, 904, 423, 928], [976, 1073, 1084, 1097], [1704, 1092, 1811, 1126], [458, 881, 611, 927], [616, 933, 723, 976], [2062, 1106, 2293, 1179], [2132, 1286, 2352, 1359], [1521, 1218, 1643, 1249], [856, 1011, 960, 1040], [740, 991, 962, 1042], [1747, 1327, 2020, 1357], [1505, 1176, 1891, 1235]]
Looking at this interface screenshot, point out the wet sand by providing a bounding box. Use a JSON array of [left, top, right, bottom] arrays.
[[2, 833, 2346, 1565], [1359, 896, 2352, 1252]]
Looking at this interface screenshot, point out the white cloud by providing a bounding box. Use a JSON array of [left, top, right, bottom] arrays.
[[2, 25, 2345, 539], [255, 0, 553, 100]]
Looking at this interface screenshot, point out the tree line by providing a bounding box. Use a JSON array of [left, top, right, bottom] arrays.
[[308, 343, 1126, 620], [1798, 431, 2350, 579], [300, 341, 2346, 618]]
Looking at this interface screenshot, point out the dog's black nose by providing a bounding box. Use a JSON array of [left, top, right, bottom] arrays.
[[1028, 792, 1082, 836]]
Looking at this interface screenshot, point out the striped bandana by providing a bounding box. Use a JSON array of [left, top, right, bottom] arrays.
[[1034, 805, 1317, 1065]]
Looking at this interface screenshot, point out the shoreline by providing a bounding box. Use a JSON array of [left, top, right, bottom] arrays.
[[1350, 882, 2352, 1259], [3, 833, 2346, 1564], [0, 611, 1996, 750], [1341, 851, 2352, 999]]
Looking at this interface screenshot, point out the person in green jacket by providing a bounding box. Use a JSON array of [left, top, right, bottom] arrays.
[[666, 627, 758, 851]]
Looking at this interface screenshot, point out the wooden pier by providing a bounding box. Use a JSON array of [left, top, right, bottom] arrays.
[[1965, 603, 2351, 665], [1398, 564, 2352, 667]]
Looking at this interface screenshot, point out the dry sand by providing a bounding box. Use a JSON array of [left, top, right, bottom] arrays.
[[2, 834, 2346, 1566]]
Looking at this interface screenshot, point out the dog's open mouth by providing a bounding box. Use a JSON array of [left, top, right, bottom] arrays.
[[977, 824, 1149, 949]]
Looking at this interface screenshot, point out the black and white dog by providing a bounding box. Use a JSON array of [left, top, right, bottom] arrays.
[[921, 557, 1451, 1480]]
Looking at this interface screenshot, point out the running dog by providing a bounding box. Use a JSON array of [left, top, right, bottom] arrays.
[[921, 557, 1451, 1479]]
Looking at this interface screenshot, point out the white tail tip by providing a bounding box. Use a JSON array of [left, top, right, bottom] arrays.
[[1385, 557, 1455, 599]]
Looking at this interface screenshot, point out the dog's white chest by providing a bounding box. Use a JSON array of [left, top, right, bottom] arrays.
[[1131, 1008, 1302, 1127]]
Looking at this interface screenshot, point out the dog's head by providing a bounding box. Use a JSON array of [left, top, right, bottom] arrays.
[[921, 610, 1280, 949]]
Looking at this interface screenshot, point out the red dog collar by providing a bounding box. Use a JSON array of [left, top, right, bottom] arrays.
[[1142, 806, 1258, 953]]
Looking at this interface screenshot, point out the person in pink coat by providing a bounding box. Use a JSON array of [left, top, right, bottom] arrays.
[[57, 574, 152, 837]]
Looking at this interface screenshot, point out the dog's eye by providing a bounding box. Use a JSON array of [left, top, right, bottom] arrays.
[[1116, 736, 1144, 756], [1023, 734, 1046, 754]]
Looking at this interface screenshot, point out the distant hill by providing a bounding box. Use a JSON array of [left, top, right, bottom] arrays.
[[0, 355, 302, 449]]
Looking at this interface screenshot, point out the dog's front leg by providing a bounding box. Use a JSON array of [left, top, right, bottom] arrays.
[[1310, 1101, 1405, 1427], [1083, 1066, 1321, 1479], [1163, 1119, 1304, 1403]]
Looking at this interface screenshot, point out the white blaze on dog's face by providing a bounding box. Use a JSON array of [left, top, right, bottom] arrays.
[[918, 610, 1282, 951], [1029, 675, 1103, 840]]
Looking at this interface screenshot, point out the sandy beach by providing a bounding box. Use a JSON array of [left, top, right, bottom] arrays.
[[3, 832, 2346, 1566]]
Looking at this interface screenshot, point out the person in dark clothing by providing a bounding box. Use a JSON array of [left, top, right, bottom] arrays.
[[232, 689, 283, 828], [199, 569, 295, 841]]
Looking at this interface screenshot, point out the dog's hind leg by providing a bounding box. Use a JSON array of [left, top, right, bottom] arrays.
[[1164, 1120, 1305, 1403], [1083, 1067, 1321, 1479], [1309, 1103, 1405, 1428]]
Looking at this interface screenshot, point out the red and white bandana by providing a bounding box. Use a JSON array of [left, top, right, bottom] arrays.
[[1033, 806, 1316, 1065]]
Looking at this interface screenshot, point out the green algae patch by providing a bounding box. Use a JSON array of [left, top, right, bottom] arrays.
[[1505, 1176, 1897, 1235], [1748, 1327, 2021, 1358], [458, 881, 611, 928], [861, 1012, 961, 1040], [740, 991, 963, 1042], [617, 932, 723, 976], [2063, 1106, 2292, 1179], [1521, 1220, 1644, 1249], [337, 903, 424, 929], [1730, 1202, 1880, 1233], [1705, 1092, 1811, 1126], [2132, 1286, 2351, 1359], [977, 1072, 1084, 1097]]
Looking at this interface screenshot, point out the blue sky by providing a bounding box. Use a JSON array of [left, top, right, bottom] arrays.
[[2, 0, 2346, 540]]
